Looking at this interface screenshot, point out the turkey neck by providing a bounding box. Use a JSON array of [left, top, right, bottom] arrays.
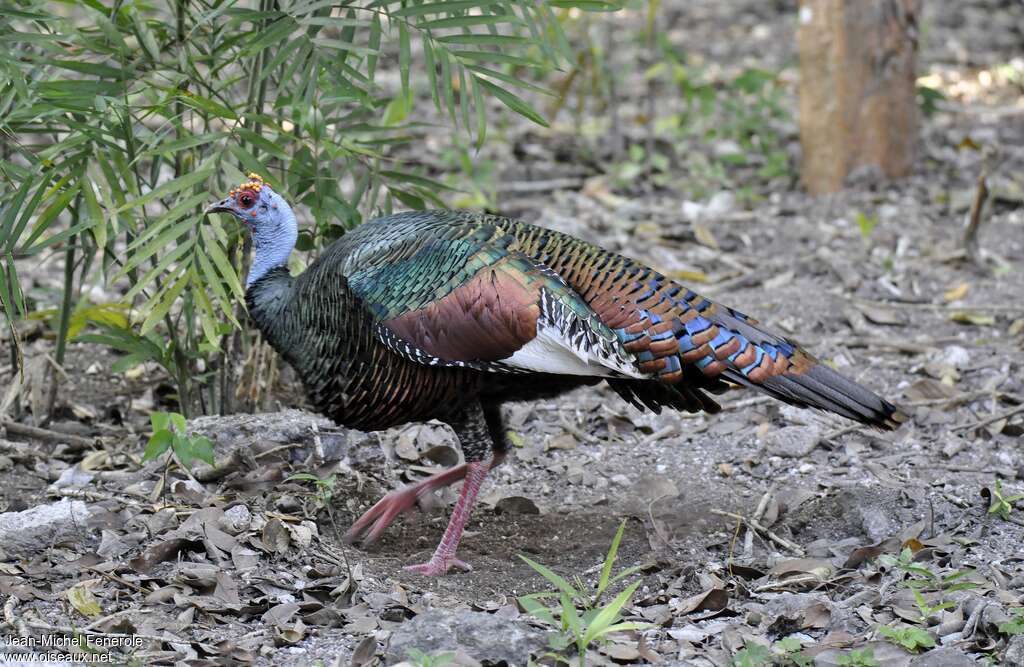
[[245, 266, 296, 361]]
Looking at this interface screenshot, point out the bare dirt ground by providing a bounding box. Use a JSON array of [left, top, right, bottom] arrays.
[[1, 1, 1022, 666]]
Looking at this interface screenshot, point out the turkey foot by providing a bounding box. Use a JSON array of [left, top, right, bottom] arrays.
[[404, 555, 472, 576], [403, 459, 492, 576], [344, 463, 470, 545]]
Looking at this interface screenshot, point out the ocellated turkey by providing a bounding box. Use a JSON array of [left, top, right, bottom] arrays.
[[207, 174, 905, 576]]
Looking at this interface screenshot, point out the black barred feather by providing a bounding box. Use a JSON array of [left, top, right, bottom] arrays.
[[753, 365, 905, 429]]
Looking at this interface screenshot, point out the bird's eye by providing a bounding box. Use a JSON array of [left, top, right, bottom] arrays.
[[238, 192, 255, 208]]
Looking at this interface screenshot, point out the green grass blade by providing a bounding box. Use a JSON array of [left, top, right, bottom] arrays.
[[597, 520, 627, 600], [581, 581, 640, 647], [519, 555, 579, 598]]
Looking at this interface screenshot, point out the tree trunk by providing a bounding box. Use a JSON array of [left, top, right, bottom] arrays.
[[797, 0, 920, 195]]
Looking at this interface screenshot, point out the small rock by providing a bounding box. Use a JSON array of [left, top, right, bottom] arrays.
[[386, 610, 546, 665], [938, 345, 970, 369], [187, 409, 373, 464], [493, 496, 540, 515], [219, 505, 252, 534], [50, 466, 96, 490], [765, 426, 821, 458], [682, 191, 736, 223], [635, 474, 679, 502], [858, 506, 898, 543], [909, 647, 979, 667], [1005, 635, 1024, 667], [0, 499, 95, 558], [706, 190, 736, 216], [275, 495, 302, 513], [171, 478, 207, 504]]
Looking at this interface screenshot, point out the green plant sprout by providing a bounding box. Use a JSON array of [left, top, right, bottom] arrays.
[[143, 411, 214, 470], [987, 479, 1024, 520], [518, 520, 649, 666], [877, 548, 979, 593], [877, 625, 935, 653], [834, 648, 879, 667], [286, 472, 339, 509], [998, 608, 1024, 636], [855, 212, 879, 240], [911, 588, 955, 622], [729, 637, 813, 667], [404, 648, 455, 667]]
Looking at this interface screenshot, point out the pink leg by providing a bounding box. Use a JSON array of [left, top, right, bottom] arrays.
[[404, 459, 492, 576], [344, 463, 470, 545]]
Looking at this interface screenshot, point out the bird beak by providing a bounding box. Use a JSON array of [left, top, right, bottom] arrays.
[[205, 200, 232, 215]]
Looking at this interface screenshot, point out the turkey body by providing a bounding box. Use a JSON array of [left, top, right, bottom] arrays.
[[244, 209, 904, 574]]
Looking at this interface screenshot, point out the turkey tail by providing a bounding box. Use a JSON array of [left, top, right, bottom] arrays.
[[499, 218, 907, 430], [725, 363, 907, 430]]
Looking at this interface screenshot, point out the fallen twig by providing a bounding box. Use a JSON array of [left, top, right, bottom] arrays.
[[85, 568, 148, 595], [560, 413, 598, 444], [904, 389, 994, 407], [2, 420, 96, 451], [962, 167, 989, 266], [743, 484, 778, 559], [639, 424, 676, 447], [941, 464, 1018, 478], [820, 424, 861, 443], [710, 508, 805, 556], [49, 488, 142, 505], [3, 594, 27, 638], [951, 404, 1024, 433], [192, 447, 250, 483], [0, 438, 44, 460], [851, 297, 1022, 313]]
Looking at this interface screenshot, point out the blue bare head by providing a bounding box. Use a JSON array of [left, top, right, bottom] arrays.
[[206, 173, 297, 287]]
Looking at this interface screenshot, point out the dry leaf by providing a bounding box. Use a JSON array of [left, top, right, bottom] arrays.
[[903, 537, 925, 552], [674, 588, 728, 615], [545, 433, 577, 451], [769, 558, 834, 581], [350, 635, 377, 667], [693, 223, 719, 249], [601, 642, 641, 661], [124, 364, 146, 380], [943, 282, 970, 301], [844, 537, 900, 569], [666, 269, 708, 283], [635, 222, 661, 237], [275, 619, 306, 646], [79, 450, 110, 471], [262, 518, 291, 554], [950, 311, 995, 326], [70, 403, 97, 421], [856, 304, 907, 326], [67, 583, 102, 618]]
